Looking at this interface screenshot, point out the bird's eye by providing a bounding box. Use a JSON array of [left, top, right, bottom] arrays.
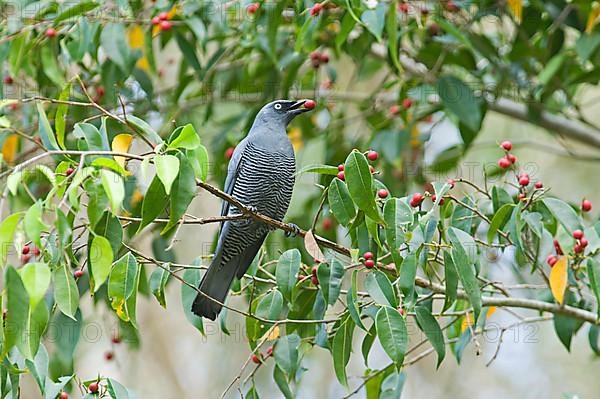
[[274, 103, 282, 110]]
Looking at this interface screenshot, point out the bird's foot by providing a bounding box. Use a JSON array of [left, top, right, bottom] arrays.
[[285, 223, 301, 238], [245, 205, 259, 214]]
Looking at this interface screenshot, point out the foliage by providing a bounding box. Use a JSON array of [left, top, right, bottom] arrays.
[[1, 0, 600, 397]]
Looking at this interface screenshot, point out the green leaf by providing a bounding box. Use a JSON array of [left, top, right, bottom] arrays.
[[347, 270, 366, 331], [255, 290, 284, 320], [73, 122, 110, 155], [415, 306, 446, 368], [328, 178, 356, 226], [365, 270, 397, 308], [187, 145, 209, 182], [100, 169, 125, 214], [127, 115, 163, 145], [53, 263, 79, 320], [487, 203, 514, 243], [375, 306, 408, 367], [138, 175, 169, 232], [180, 263, 204, 334], [317, 255, 345, 306], [108, 253, 138, 319], [124, 259, 141, 328], [100, 23, 133, 73], [37, 103, 59, 151], [24, 201, 48, 248], [274, 334, 300, 376], [149, 264, 171, 308], [436, 76, 483, 133], [588, 258, 600, 320], [54, 1, 99, 23], [0, 213, 22, 267], [384, 198, 412, 250], [543, 198, 583, 233], [40, 43, 64, 86], [162, 155, 196, 234], [107, 378, 129, 399], [296, 163, 339, 176], [398, 252, 417, 300], [19, 262, 51, 307], [539, 54, 566, 86], [91, 158, 129, 176], [447, 227, 481, 321], [332, 316, 355, 387], [275, 249, 301, 303], [385, 0, 402, 72], [273, 365, 294, 399], [168, 124, 201, 150], [344, 150, 382, 223], [155, 154, 180, 195], [361, 4, 387, 41], [4, 266, 29, 357], [89, 235, 114, 293], [443, 251, 458, 310]]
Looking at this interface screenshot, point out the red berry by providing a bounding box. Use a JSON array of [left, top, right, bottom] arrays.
[[546, 255, 558, 267], [266, 346, 273, 357], [389, 105, 400, 116], [399, 308, 405, 316], [304, 99, 316, 110], [66, 167, 75, 176], [22, 245, 30, 255], [322, 217, 333, 231], [74, 270, 84, 278], [377, 189, 389, 199], [310, 3, 323, 16], [21, 254, 30, 264], [364, 259, 375, 269], [517, 193, 526, 201], [500, 141, 512, 151], [364, 252, 373, 260], [534, 181, 543, 189], [554, 239, 564, 255], [582, 199, 592, 212], [337, 171, 345, 181], [59, 392, 69, 399], [445, 0, 460, 12], [337, 164, 344, 171], [152, 16, 161, 25], [225, 147, 235, 160], [573, 229, 584, 240], [311, 275, 319, 285], [367, 150, 378, 161], [507, 154, 517, 164], [447, 179, 455, 188], [158, 11, 169, 21], [105, 351, 114, 361], [247, 2, 259, 14], [111, 335, 122, 344], [159, 20, 173, 31], [498, 157, 511, 169], [410, 192, 424, 207], [402, 98, 413, 109], [518, 174, 529, 186], [574, 243, 584, 254], [398, 3, 409, 13], [369, 165, 375, 174], [297, 274, 305, 281], [45, 28, 57, 38], [88, 382, 99, 393], [310, 51, 321, 61], [428, 23, 441, 36], [3, 76, 13, 84], [32, 247, 40, 256], [311, 265, 318, 276], [580, 238, 589, 248], [432, 195, 445, 205], [319, 53, 329, 63]]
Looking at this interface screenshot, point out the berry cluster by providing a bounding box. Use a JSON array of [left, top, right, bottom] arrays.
[[363, 251, 375, 269], [21, 245, 41, 264], [310, 51, 330, 68], [310, 2, 323, 16], [389, 98, 413, 116], [337, 150, 378, 181], [251, 346, 274, 364], [152, 12, 173, 32], [497, 141, 517, 169]]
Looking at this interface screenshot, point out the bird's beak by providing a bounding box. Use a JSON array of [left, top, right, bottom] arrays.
[[288, 99, 312, 115]]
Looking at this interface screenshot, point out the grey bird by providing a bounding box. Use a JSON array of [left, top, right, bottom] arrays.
[[192, 99, 314, 320]]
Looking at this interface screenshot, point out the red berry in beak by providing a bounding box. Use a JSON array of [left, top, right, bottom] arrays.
[[304, 100, 316, 110]]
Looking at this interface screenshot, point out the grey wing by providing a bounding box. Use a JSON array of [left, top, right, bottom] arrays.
[[220, 139, 249, 217]]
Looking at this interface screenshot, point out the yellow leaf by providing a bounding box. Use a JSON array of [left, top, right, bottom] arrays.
[[410, 124, 420, 147], [288, 127, 303, 151], [128, 25, 145, 49], [167, 5, 179, 20], [304, 230, 325, 263], [112, 298, 130, 322], [259, 324, 280, 341], [550, 256, 568, 304], [508, 0, 522, 23], [131, 189, 144, 207], [1, 134, 19, 164], [112, 134, 133, 169], [587, 4, 600, 33], [460, 307, 497, 332]]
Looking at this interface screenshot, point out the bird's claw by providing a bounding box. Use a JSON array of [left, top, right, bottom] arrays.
[[285, 223, 301, 237], [245, 205, 259, 214]]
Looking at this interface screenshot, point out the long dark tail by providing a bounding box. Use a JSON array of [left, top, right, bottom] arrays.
[[191, 231, 267, 320]]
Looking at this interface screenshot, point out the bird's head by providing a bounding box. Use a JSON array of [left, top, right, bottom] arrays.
[[255, 99, 315, 126]]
